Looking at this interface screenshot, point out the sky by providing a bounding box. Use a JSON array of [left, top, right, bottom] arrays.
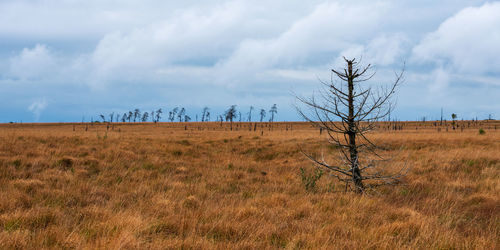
[[0, 0, 499, 122]]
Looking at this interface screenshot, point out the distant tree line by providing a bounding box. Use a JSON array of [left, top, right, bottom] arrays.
[[95, 104, 278, 123]]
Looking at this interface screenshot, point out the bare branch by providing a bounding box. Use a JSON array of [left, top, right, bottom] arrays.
[[295, 57, 407, 193]]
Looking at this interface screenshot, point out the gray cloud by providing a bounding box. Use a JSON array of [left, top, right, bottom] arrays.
[[412, 2, 500, 74], [9, 44, 56, 80], [28, 98, 48, 121], [0, 0, 498, 122]]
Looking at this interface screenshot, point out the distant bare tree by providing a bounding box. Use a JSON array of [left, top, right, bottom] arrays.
[[206, 111, 211, 122], [133, 109, 140, 122], [202, 107, 209, 122], [185, 115, 191, 122], [248, 106, 254, 122], [178, 108, 186, 122], [169, 107, 179, 122], [440, 108, 444, 125], [259, 109, 266, 122], [225, 105, 237, 130], [99, 114, 106, 122], [127, 111, 133, 122], [155, 108, 162, 123], [109, 112, 114, 123], [269, 104, 277, 122], [121, 113, 127, 123], [295, 57, 406, 193], [141, 112, 149, 122], [451, 113, 457, 129]]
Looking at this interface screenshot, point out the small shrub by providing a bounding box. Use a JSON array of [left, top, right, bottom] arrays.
[[148, 222, 179, 236], [172, 150, 183, 156], [27, 213, 56, 230], [222, 182, 240, 194], [242, 191, 254, 199], [142, 163, 156, 170], [270, 233, 287, 248], [400, 188, 410, 196], [478, 128, 485, 135], [300, 167, 323, 192], [182, 195, 200, 209], [4, 218, 22, 232], [258, 152, 278, 161], [58, 158, 73, 169], [12, 159, 22, 168], [85, 162, 100, 176]]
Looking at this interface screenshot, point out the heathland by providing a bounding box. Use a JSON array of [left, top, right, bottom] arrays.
[[0, 121, 498, 249]]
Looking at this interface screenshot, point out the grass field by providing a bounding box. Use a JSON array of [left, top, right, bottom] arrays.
[[0, 121, 499, 249]]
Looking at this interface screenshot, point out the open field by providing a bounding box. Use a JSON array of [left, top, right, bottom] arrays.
[[0, 121, 499, 249]]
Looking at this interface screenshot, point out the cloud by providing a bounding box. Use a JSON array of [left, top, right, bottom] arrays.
[[429, 67, 450, 94], [9, 44, 56, 80], [85, 1, 396, 89], [412, 2, 500, 74], [28, 98, 48, 121], [0, 1, 219, 40], [364, 34, 408, 66], [220, 2, 387, 70], [0, 0, 498, 122], [86, 0, 309, 87]]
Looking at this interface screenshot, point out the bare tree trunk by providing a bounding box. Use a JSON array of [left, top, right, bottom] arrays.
[[347, 60, 364, 193], [295, 57, 405, 193]]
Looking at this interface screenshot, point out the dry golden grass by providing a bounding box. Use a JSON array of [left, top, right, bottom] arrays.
[[0, 121, 498, 249]]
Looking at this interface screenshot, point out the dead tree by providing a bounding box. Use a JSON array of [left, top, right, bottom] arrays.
[[225, 105, 237, 130], [133, 109, 141, 122], [296, 57, 406, 193], [155, 108, 162, 123], [169, 107, 178, 122], [269, 104, 278, 122], [177, 108, 185, 122], [127, 111, 133, 122], [201, 107, 209, 122], [259, 109, 266, 122], [109, 112, 114, 123], [248, 106, 254, 122], [141, 112, 149, 122]]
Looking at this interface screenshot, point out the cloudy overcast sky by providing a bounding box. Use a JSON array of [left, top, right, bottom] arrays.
[[0, 0, 499, 122]]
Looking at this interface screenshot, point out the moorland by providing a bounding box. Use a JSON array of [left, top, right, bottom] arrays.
[[0, 121, 498, 249]]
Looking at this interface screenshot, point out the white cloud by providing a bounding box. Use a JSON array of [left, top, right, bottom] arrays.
[[429, 67, 450, 94], [0, 0, 498, 122], [9, 44, 56, 80], [412, 2, 500, 74], [365, 34, 408, 66], [0, 1, 221, 39], [220, 2, 387, 70], [87, 0, 310, 86], [28, 98, 48, 121]]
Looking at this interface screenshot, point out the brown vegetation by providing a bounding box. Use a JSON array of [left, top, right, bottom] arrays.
[[0, 121, 499, 249]]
